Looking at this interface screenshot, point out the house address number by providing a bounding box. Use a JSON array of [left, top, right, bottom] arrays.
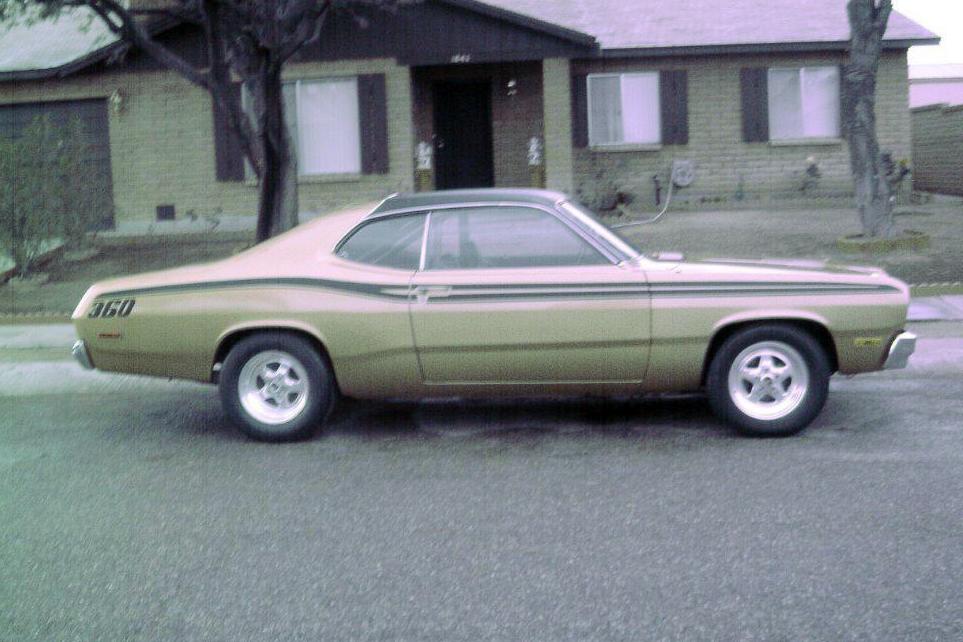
[[450, 54, 472, 63]]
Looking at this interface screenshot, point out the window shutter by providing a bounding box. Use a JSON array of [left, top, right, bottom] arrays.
[[358, 74, 389, 174], [212, 83, 245, 182], [740, 68, 769, 143], [571, 73, 589, 148], [660, 70, 688, 145]]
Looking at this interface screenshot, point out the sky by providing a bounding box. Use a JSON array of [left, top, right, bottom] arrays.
[[893, 0, 963, 65]]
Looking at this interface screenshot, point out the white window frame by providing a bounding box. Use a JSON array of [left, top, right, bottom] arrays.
[[243, 76, 362, 179], [767, 66, 841, 141], [587, 72, 662, 147]]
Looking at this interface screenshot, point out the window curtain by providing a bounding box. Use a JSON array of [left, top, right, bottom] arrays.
[[589, 76, 623, 145], [801, 67, 840, 138], [768, 67, 840, 140], [620, 73, 660, 144], [768, 68, 804, 139], [296, 78, 361, 175]]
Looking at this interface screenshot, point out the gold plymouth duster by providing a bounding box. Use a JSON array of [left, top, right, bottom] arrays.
[[72, 189, 915, 441]]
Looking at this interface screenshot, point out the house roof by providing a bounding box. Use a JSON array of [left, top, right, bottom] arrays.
[[0, 7, 117, 75], [910, 64, 963, 81], [483, 0, 939, 52], [0, 0, 940, 79]]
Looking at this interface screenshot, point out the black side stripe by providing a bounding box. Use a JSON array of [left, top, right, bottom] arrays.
[[98, 278, 901, 302], [100, 278, 407, 301]]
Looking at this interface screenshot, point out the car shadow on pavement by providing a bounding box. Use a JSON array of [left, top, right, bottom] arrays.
[[324, 394, 731, 444]]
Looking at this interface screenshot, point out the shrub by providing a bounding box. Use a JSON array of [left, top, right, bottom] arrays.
[[0, 115, 102, 277]]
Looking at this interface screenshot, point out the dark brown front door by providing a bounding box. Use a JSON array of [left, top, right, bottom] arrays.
[[433, 81, 494, 190]]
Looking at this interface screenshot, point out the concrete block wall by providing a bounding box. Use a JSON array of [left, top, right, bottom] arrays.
[[911, 103, 963, 196], [569, 50, 912, 210], [1, 58, 415, 228]]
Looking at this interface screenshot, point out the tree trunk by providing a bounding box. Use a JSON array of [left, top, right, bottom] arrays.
[[845, 0, 895, 239], [253, 67, 299, 243]]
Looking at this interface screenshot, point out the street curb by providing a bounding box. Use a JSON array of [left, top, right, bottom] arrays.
[[0, 312, 72, 325]]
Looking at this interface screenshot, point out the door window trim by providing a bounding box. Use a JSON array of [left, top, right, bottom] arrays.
[[418, 203, 620, 271], [359, 202, 620, 270], [333, 211, 428, 271]]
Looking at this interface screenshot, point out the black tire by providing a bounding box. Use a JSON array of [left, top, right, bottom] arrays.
[[706, 324, 830, 437], [219, 332, 336, 442]]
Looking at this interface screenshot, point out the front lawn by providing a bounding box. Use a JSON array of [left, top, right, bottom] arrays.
[[2, 202, 961, 319], [0, 236, 249, 318]]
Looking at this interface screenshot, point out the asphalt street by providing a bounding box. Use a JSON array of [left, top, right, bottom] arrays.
[[1, 322, 962, 641]]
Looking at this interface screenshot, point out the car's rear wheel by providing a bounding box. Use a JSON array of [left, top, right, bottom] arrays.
[[219, 333, 335, 442], [706, 325, 830, 437]]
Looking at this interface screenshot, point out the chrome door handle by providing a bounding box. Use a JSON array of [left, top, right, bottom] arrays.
[[414, 286, 452, 302]]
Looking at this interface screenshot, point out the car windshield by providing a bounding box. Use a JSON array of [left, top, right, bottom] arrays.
[[559, 201, 642, 261]]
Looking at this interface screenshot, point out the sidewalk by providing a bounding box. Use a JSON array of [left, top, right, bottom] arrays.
[[907, 295, 963, 322], [3, 297, 962, 353]]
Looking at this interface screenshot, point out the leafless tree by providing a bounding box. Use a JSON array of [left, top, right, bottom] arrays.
[[2, 0, 397, 242], [843, 0, 898, 238]]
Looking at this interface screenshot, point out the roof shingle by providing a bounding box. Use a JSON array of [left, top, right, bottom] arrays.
[[483, 0, 937, 50], [0, 0, 939, 76]]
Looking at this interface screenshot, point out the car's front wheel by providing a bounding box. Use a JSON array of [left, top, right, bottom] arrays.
[[219, 333, 335, 442], [706, 324, 830, 437]]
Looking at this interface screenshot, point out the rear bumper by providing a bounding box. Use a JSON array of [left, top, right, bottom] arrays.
[[72, 340, 94, 370], [884, 331, 916, 370]]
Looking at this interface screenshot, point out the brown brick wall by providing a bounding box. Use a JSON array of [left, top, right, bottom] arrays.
[[911, 104, 963, 196], [569, 50, 912, 210]]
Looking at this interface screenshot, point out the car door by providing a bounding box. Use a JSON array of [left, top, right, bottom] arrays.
[[409, 204, 651, 390], [326, 212, 427, 398]]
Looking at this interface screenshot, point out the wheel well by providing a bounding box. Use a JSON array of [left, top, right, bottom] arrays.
[[700, 319, 839, 386], [211, 327, 338, 389]]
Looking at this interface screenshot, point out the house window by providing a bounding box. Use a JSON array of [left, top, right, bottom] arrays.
[[587, 73, 661, 146], [245, 77, 361, 176], [767, 66, 840, 140]]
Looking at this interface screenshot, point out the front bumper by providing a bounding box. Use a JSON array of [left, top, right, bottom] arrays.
[[72, 340, 94, 370], [884, 331, 916, 370]]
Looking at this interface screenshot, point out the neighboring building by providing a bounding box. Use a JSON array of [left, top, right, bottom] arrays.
[[910, 64, 963, 107], [912, 103, 963, 196], [0, 0, 938, 232], [909, 65, 963, 196]]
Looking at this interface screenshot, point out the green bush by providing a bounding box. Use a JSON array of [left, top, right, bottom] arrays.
[[0, 115, 102, 277]]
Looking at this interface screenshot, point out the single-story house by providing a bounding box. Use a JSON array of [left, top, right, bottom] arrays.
[[0, 0, 938, 233], [910, 64, 963, 107]]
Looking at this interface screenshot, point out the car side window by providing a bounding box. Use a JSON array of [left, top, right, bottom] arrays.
[[336, 214, 426, 270], [424, 207, 608, 270]]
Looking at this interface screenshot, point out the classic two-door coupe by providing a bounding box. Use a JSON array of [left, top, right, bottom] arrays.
[[72, 189, 915, 441]]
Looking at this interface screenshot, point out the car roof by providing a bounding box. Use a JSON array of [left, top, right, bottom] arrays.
[[369, 188, 569, 217]]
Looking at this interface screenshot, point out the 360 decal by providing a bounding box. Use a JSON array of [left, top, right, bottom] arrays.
[[88, 299, 136, 319]]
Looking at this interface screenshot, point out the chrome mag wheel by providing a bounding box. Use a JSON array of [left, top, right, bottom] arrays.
[[727, 340, 810, 421], [237, 350, 310, 425]]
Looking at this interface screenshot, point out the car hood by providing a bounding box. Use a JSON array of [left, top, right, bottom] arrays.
[[639, 255, 908, 295]]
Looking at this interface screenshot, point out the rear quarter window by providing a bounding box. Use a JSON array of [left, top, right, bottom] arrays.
[[336, 214, 426, 270]]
